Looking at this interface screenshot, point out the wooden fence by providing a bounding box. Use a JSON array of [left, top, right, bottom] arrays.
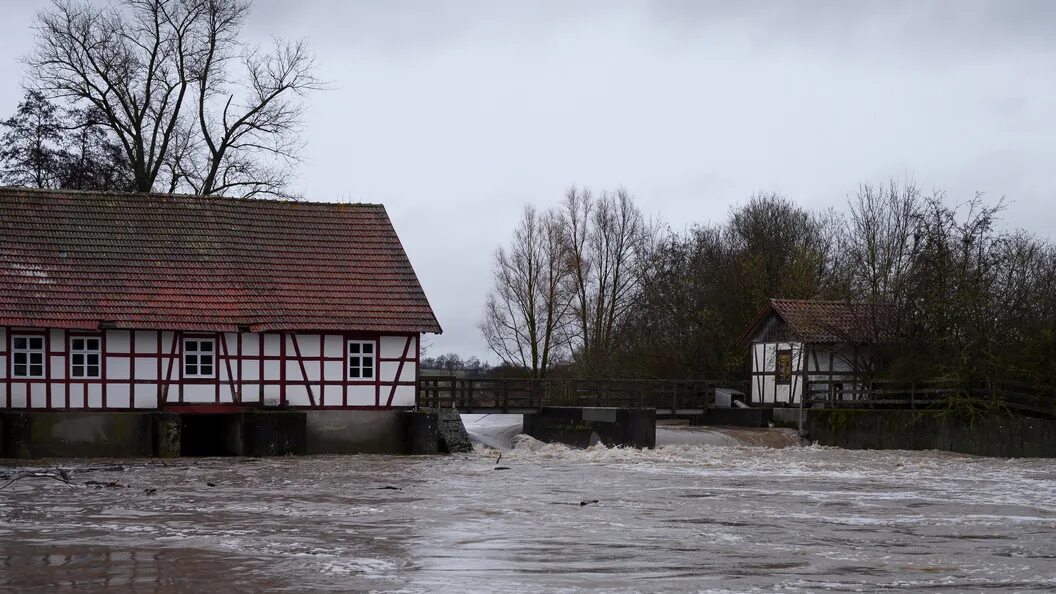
[[417, 377, 745, 413], [804, 377, 1056, 417]]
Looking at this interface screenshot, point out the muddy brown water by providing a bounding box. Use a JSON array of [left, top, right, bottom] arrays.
[[1, 427, 1054, 592]]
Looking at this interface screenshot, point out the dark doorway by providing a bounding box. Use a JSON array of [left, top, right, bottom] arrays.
[[179, 414, 243, 456]]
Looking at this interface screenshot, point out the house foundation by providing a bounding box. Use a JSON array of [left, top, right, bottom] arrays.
[[0, 409, 457, 459]]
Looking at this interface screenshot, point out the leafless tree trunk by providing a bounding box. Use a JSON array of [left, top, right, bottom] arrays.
[[27, 0, 319, 197], [480, 206, 573, 378]]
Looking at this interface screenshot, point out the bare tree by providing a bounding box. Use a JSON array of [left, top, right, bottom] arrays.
[[480, 206, 573, 378], [27, 0, 319, 197], [840, 182, 920, 302], [563, 187, 654, 372]]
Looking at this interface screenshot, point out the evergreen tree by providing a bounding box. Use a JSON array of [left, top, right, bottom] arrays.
[[0, 91, 133, 191], [0, 90, 63, 188]]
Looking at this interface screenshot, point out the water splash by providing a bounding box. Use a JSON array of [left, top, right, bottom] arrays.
[[461, 414, 804, 451]]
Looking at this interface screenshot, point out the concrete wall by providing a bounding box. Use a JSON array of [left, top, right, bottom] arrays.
[[1, 411, 155, 458], [806, 409, 1056, 458], [0, 408, 454, 458], [771, 407, 803, 428], [304, 410, 409, 454], [691, 407, 774, 427], [523, 407, 655, 449]]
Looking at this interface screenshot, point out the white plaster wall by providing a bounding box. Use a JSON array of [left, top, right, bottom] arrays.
[[2, 329, 420, 410], [50, 330, 64, 351], [390, 385, 415, 406], [347, 384, 375, 406], [108, 331, 131, 353], [87, 384, 102, 408], [135, 384, 158, 409], [322, 384, 343, 406], [10, 383, 27, 408], [380, 335, 415, 359], [264, 334, 281, 356], [380, 361, 400, 383], [323, 335, 342, 357], [69, 384, 84, 408], [50, 384, 64, 408], [182, 384, 213, 403], [108, 383, 131, 408], [751, 341, 804, 405], [30, 383, 46, 408], [399, 362, 417, 383]]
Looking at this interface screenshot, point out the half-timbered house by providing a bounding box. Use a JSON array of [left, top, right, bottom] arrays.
[[739, 299, 887, 405], [0, 187, 441, 415]]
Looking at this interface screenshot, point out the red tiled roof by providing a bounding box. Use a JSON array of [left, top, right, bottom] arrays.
[[0, 187, 442, 334], [739, 298, 890, 346]]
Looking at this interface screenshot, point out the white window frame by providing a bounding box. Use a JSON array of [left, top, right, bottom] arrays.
[[183, 337, 216, 378], [70, 336, 102, 379], [347, 340, 375, 380], [12, 334, 46, 379]]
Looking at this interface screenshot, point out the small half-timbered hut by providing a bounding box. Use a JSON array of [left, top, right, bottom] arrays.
[[0, 187, 441, 413], [739, 299, 886, 405]]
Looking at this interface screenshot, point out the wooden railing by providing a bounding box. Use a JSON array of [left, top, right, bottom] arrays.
[[417, 375, 1055, 418], [417, 377, 744, 413], [804, 377, 1056, 417]]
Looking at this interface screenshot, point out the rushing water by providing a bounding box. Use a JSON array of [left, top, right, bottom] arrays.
[[1, 425, 1054, 592]]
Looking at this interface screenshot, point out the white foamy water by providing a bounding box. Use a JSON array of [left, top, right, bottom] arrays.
[[1, 443, 1054, 592], [461, 414, 805, 450], [461, 413, 525, 450]]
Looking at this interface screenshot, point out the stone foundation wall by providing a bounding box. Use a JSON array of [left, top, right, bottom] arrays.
[[0, 409, 455, 458]]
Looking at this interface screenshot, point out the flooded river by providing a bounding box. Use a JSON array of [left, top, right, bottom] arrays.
[[1, 425, 1054, 592]]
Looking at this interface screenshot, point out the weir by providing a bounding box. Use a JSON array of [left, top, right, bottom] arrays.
[[522, 407, 656, 449]]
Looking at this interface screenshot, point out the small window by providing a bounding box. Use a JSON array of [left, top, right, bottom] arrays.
[[12, 335, 45, 378], [776, 349, 793, 384], [70, 336, 102, 379], [184, 337, 215, 378], [347, 340, 375, 379]]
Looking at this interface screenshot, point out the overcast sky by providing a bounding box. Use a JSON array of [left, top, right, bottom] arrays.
[[3, 1, 1055, 360]]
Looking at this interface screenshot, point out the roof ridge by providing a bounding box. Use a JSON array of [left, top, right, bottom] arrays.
[[0, 185, 383, 208], [770, 298, 872, 306]]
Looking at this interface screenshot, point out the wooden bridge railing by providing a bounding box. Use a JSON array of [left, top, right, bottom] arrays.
[[418, 375, 1055, 418], [417, 377, 745, 413]]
